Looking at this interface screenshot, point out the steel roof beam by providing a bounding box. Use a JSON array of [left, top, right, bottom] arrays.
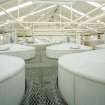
[[62, 5, 105, 30], [20, 5, 57, 19], [0, 6, 28, 29], [74, 3, 105, 22], [58, 14, 98, 32]]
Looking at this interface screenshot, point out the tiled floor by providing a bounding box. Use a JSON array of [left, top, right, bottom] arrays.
[[21, 47, 66, 105]]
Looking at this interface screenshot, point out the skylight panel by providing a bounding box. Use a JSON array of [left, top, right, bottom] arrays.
[[87, 1, 105, 11], [87, 1, 101, 7], [0, 1, 32, 16]]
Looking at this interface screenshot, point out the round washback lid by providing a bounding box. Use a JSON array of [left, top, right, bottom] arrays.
[[0, 55, 25, 83]]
